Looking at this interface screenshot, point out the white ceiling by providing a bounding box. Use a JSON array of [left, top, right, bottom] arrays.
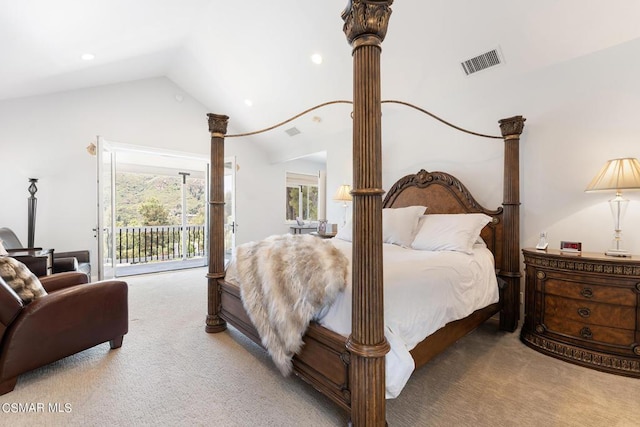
[[3, 1, 640, 159]]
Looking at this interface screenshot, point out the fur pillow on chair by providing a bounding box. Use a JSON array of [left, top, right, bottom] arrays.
[[0, 256, 48, 303]]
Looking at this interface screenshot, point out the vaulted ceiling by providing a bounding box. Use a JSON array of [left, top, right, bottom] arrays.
[[3, 1, 640, 158]]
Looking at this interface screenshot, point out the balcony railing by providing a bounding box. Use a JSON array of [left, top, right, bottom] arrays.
[[114, 225, 206, 265]]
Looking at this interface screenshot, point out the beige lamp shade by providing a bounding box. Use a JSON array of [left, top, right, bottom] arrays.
[[585, 158, 640, 192], [333, 184, 352, 202]]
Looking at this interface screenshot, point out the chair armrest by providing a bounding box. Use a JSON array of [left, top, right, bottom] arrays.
[[54, 250, 90, 264], [0, 280, 128, 378], [40, 272, 89, 293]]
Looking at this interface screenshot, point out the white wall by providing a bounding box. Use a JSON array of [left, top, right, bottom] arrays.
[[0, 77, 290, 276], [0, 78, 202, 262], [231, 151, 326, 243], [324, 37, 640, 257]]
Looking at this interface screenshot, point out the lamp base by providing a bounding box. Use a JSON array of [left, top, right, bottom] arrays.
[[605, 248, 631, 257]]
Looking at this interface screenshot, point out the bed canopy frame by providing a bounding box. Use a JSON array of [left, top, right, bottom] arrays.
[[205, 2, 525, 425]]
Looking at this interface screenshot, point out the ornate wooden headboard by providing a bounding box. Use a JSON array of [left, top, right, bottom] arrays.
[[382, 169, 504, 274]]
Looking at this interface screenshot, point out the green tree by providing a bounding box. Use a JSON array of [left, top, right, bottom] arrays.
[[139, 197, 170, 225]]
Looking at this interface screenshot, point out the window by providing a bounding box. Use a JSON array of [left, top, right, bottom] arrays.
[[285, 172, 319, 221]]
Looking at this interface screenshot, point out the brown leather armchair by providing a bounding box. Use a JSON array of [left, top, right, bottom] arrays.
[[0, 227, 91, 279], [0, 271, 128, 395]]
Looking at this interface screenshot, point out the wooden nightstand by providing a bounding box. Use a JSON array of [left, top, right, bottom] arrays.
[[521, 248, 640, 377]]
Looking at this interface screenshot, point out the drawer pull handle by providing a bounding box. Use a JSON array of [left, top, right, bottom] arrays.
[[580, 288, 594, 298], [577, 307, 591, 318], [580, 327, 593, 340]]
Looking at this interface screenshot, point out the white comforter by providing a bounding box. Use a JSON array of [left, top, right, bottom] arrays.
[[316, 239, 499, 398]]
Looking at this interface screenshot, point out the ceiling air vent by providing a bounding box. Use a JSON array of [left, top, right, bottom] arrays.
[[285, 127, 301, 137], [460, 48, 503, 76]]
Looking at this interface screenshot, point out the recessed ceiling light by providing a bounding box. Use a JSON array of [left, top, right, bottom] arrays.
[[81, 53, 95, 61], [244, 99, 253, 107], [311, 53, 323, 65]]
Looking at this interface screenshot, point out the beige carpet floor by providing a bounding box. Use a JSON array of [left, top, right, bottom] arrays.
[[1, 267, 639, 426]]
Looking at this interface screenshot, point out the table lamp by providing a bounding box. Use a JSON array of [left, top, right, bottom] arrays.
[[585, 157, 640, 256], [333, 184, 352, 226]]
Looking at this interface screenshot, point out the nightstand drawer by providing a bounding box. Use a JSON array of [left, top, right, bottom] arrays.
[[544, 295, 635, 330], [544, 279, 636, 307], [545, 316, 636, 348]]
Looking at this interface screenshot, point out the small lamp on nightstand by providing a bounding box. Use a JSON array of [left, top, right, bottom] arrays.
[[585, 157, 640, 257], [333, 184, 352, 227]]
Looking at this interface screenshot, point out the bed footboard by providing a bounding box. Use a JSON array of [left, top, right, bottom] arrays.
[[218, 279, 351, 411], [219, 279, 261, 346], [294, 323, 350, 411]]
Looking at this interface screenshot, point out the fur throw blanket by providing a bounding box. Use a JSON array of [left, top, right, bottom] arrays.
[[0, 256, 48, 303], [225, 234, 348, 375]]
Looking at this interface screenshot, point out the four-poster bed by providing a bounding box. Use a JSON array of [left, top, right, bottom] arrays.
[[205, 1, 525, 425]]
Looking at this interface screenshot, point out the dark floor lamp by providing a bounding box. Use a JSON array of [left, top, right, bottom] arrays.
[[27, 178, 38, 248]]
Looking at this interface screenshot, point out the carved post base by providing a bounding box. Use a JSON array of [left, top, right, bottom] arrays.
[[205, 316, 227, 333], [205, 273, 227, 333]]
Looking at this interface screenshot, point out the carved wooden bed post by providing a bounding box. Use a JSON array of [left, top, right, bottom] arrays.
[[205, 113, 229, 333], [498, 115, 525, 332], [342, 1, 393, 425]]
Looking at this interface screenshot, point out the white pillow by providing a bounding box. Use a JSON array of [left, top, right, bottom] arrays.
[[334, 219, 353, 242], [411, 213, 492, 254], [334, 205, 427, 246], [382, 206, 427, 247], [0, 240, 7, 256]]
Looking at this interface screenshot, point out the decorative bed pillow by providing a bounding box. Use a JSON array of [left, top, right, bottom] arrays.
[[411, 213, 492, 254], [334, 219, 353, 242], [382, 206, 427, 247], [0, 256, 48, 303]]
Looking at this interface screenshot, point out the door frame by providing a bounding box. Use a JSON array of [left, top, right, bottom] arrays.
[[224, 156, 237, 261], [96, 138, 210, 279], [96, 136, 116, 280]]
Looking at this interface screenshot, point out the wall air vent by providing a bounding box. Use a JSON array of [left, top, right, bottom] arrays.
[[285, 127, 301, 137], [460, 48, 503, 76]]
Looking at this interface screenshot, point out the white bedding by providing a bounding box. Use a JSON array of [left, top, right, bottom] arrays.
[[316, 238, 499, 398]]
